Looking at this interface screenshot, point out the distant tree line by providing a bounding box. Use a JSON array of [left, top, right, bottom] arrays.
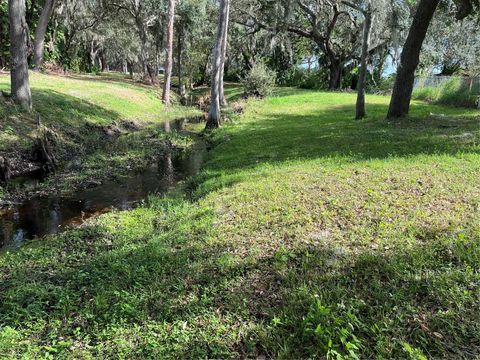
[[2, 0, 479, 122]]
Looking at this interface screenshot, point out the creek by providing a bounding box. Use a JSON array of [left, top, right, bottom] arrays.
[[0, 117, 206, 250]]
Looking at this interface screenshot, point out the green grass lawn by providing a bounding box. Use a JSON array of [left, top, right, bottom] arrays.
[[0, 72, 195, 152], [1, 88, 480, 358]]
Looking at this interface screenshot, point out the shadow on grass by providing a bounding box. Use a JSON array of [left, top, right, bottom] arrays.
[[33, 89, 122, 127], [255, 232, 480, 358], [206, 102, 479, 174], [0, 90, 123, 154], [191, 84, 245, 102], [1, 212, 479, 358], [62, 72, 160, 91]]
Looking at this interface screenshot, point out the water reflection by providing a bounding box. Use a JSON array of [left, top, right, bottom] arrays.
[[162, 116, 204, 133]]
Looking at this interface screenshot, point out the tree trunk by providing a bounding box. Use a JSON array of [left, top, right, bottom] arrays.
[[97, 55, 103, 72], [33, 0, 55, 71], [133, 0, 149, 81], [9, 0, 32, 111], [219, 0, 230, 107], [199, 59, 209, 85], [356, 7, 372, 120], [328, 60, 342, 90], [90, 41, 99, 71], [138, 25, 149, 78], [26, 0, 36, 29], [387, 0, 440, 119], [162, 0, 175, 105], [177, 24, 185, 100], [206, 0, 228, 129], [102, 53, 108, 72], [0, 157, 12, 182]]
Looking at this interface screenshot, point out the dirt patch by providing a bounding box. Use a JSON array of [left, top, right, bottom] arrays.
[[31, 126, 58, 172], [86, 120, 143, 139], [121, 120, 142, 131], [195, 95, 211, 112], [86, 122, 123, 139], [232, 99, 247, 114], [0, 147, 47, 180]]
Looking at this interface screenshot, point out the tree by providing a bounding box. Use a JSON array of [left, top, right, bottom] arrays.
[[240, 0, 361, 90], [176, 15, 184, 99], [174, 0, 210, 91], [387, 0, 440, 119], [0, 2, 9, 68], [109, 0, 160, 81], [206, 0, 229, 129], [453, 0, 477, 19], [9, 0, 32, 111], [33, 0, 56, 71], [420, 3, 480, 76], [219, 0, 230, 106], [131, 0, 151, 80], [57, 0, 112, 71], [344, 0, 373, 119], [162, 0, 175, 105]]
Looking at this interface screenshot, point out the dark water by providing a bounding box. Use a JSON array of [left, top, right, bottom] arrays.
[[0, 117, 206, 250]]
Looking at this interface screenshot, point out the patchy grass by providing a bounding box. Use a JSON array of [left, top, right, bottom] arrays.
[[0, 72, 199, 200], [1, 89, 480, 358]]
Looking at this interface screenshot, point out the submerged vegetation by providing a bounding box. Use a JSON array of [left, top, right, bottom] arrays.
[[1, 83, 479, 358]]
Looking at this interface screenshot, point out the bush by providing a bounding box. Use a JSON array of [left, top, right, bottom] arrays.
[[69, 58, 82, 73], [242, 62, 276, 98], [280, 67, 305, 86], [280, 67, 329, 90], [299, 69, 329, 90], [91, 65, 101, 75], [372, 74, 396, 95]]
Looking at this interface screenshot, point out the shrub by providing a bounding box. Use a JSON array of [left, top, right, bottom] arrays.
[[437, 78, 476, 107], [281, 67, 306, 86], [281, 67, 329, 90], [242, 62, 276, 98], [299, 69, 329, 90], [372, 74, 396, 95], [70, 58, 82, 73], [91, 65, 101, 75]]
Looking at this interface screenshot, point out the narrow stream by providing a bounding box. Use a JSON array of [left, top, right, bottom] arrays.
[[0, 117, 206, 250]]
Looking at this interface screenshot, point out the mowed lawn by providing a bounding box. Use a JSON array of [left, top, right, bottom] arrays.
[[1, 89, 480, 358]]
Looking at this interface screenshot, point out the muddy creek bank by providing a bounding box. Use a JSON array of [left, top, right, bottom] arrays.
[[0, 117, 206, 250]]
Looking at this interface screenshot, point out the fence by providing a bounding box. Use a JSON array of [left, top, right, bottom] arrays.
[[413, 76, 480, 108], [414, 76, 480, 95]]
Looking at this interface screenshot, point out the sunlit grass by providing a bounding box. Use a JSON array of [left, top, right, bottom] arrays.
[[0, 71, 198, 152]]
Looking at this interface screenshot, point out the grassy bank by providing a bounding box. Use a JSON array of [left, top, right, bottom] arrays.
[[0, 72, 199, 200], [1, 89, 480, 358]]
